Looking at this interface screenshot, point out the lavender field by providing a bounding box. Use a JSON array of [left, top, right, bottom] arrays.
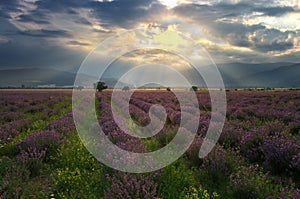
[[0, 90, 300, 198]]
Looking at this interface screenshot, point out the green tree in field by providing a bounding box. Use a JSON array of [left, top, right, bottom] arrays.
[[95, 81, 108, 92], [191, 86, 198, 92], [122, 86, 130, 91]]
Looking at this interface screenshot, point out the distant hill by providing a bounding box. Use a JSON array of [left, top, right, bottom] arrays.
[[180, 62, 296, 88], [240, 63, 300, 88], [0, 68, 75, 87], [0, 63, 299, 88], [0, 68, 129, 88], [215, 62, 292, 87]]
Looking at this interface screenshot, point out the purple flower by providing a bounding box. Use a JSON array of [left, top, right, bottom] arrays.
[[105, 172, 160, 199], [16, 130, 64, 152]]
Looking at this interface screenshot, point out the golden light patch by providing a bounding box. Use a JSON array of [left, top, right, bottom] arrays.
[[196, 39, 214, 46], [159, 0, 179, 9], [152, 25, 189, 50], [273, 47, 300, 57], [64, 39, 93, 51], [119, 48, 191, 68]]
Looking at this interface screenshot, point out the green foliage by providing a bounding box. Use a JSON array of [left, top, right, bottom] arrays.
[[179, 185, 219, 199], [201, 147, 244, 184], [17, 148, 47, 177], [53, 167, 106, 198], [95, 81, 108, 92], [30, 120, 48, 131], [156, 127, 177, 147], [17, 177, 54, 199], [1, 91, 300, 198], [228, 165, 279, 199], [143, 138, 161, 152], [157, 159, 197, 198], [0, 143, 18, 157], [51, 133, 108, 198], [0, 164, 30, 198], [52, 134, 100, 169]]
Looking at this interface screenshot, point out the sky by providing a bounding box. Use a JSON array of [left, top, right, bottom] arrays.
[[0, 0, 299, 72]]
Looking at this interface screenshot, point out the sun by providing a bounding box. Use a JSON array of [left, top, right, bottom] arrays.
[[159, 0, 180, 9]]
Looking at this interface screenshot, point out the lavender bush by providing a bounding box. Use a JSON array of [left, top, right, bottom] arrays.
[[105, 172, 160, 199], [16, 130, 64, 153]]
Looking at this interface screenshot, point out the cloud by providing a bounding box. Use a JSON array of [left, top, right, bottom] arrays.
[[18, 11, 51, 25], [208, 22, 295, 52], [173, 2, 298, 52], [0, 18, 85, 71], [87, 0, 167, 28], [0, 0, 299, 68], [74, 17, 92, 26], [3, 0, 168, 35], [67, 40, 90, 46], [0, 38, 86, 71], [19, 29, 72, 38], [0, 39, 85, 70], [249, 28, 295, 51], [255, 6, 294, 16], [173, 2, 295, 21], [0, 0, 22, 18], [33, 0, 87, 13], [0, 36, 9, 43]]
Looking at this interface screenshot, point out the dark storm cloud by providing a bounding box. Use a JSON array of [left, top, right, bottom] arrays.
[[0, 0, 90, 71], [1, 0, 88, 20], [19, 29, 72, 38], [174, 2, 294, 20], [33, 0, 88, 13], [256, 6, 294, 16], [0, 0, 298, 70], [208, 22, 295, 52], [13, 0, 89, 27], [0, 17, 18, 36], [250, 28, 295, 51], [25, 0, 167, 28], [0, 38, 86, 71], [74, 17, 92, 26], [88, 0, 167, 28], [18, 12, 51, 25], [0, 0, 22, 18], [173, 3, 297, 52], [0, 0, 167, 71], [0, 18, 84, 70], [207, 23, 264, 47]]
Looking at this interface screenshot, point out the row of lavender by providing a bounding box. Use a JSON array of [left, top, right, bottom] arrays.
[[0, 91, 71, 144], [221, 92, 300, 176], [1, 90, 300, 198], [96, 92, 162, 198], [121, 91, 300, 176], [97, 91, 224, 198], [98, 91, 300, 176], [97, 91, 300, 197], [0, 110, 76, 198]]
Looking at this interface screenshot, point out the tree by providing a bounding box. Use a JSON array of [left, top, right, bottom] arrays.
[[75, 86, 84, 91], [191, 86, 198, 92], [95, 81, 108, 92], [166, 87, 171, 91], [122, 86, 130, 91]]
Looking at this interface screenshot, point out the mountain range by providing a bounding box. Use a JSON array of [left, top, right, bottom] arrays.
[[215, 62, 299, 88], [0, 63, 299, 88]]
